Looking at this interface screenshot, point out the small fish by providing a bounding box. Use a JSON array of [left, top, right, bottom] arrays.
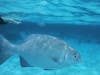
[[0, 34, 81, 70]]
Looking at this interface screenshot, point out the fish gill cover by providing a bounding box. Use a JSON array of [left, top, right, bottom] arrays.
[[0, 0, 100, 25]]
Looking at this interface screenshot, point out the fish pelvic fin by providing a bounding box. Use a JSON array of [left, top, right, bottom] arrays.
[[20, 56, 31, 67], [0, 35, 15, 64]]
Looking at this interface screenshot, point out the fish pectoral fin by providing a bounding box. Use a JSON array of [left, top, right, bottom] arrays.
[[20, 56, 31, 67], [52, 57, 61, 64]]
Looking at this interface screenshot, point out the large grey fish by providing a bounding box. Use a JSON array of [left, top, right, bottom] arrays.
[[0, 34, 81, 70]]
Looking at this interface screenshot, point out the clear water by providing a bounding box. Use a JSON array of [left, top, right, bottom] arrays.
[[0, 0, 100, 75]]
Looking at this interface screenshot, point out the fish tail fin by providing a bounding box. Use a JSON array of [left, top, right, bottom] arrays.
[[0, 35, 15, 64]]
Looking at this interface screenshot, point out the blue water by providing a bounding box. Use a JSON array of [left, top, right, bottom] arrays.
[[0, 0, 100, 75]]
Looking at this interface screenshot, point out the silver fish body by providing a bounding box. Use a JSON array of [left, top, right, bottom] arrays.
[[0, 34, 81, 70]]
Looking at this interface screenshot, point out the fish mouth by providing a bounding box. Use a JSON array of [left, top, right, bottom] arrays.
[[77, 57, 82, 63]]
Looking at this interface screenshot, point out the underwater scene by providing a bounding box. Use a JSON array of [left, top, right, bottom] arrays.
[[0, 0, 100, 75]]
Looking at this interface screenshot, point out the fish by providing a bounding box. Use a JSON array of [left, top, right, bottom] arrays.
[[0, 34, 81, 70]]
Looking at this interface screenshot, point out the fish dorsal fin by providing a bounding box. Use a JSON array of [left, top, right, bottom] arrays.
[[23, 34, 38, 43], [20, 56, 31, 67]]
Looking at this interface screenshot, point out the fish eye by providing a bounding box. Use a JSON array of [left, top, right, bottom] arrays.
[[74, 55, 77, 58], [73, 52, 78, 58]]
